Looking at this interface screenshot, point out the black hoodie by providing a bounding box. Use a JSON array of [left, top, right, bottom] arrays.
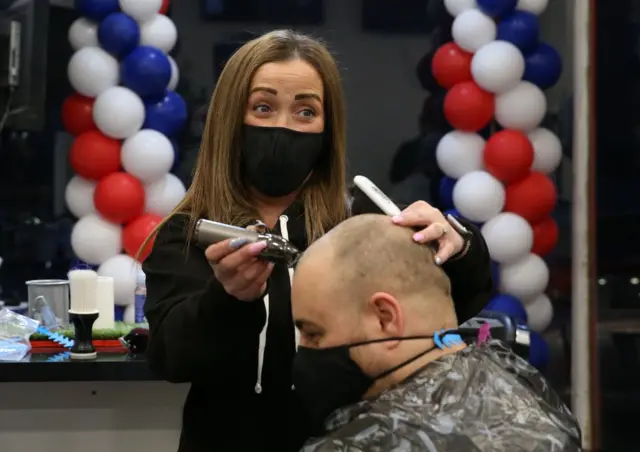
[[142, 197, 492, 452]]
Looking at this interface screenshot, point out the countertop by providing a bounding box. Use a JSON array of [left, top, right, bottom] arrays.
[[0, 348, 159, 382]]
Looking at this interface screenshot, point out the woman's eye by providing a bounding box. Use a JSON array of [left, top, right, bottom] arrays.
[[254, 104, 271, 113], [298, 108, 316, 118]]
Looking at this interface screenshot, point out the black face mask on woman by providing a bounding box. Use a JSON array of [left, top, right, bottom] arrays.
[[241, 125, 324, 197], [292, 332, 464, 430]]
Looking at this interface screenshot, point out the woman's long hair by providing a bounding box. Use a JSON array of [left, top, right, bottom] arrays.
[[148, 30, 348, 248]]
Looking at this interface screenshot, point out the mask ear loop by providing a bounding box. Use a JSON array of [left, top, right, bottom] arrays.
[[371, 330, 465, 381]]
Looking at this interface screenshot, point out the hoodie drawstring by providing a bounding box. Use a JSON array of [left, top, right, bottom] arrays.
[[254, 215, 299, 394], [279, 215, 300, 350]]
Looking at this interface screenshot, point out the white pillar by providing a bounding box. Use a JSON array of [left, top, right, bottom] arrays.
[[570, 0, 595, 448]]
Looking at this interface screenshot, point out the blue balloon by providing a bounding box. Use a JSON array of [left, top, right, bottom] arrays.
[[121, 46, 172, 99], [144, 91, 188, 137], [523, 42, 562, 90], [70, 260, 98, 271], [486, 293, 527, 324], [497, 11, 540, 54], [74, 0, 120, 22], [529, 331, 549, 370], [439, 177, 456, 209], [476, 0, 517, 17], [490, 261, 500, 288], [98, 13, 140, 57], [114, 305, 125, 322]]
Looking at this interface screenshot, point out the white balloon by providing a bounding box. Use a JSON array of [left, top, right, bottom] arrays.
[[68, 47, 119, 98], [495, 81, 546, 131], [144, 173, 187, 217], [65, 176, 97, 218], [528, 128, 562, 174], [140, 14, 177, 53], [481, 213, 533, 264], [71, 214, 122, 266], [121, 130, 175, 183], [436, 131, 485, 179], [97, 254, 140, 306], [93, 86, 145, 139], [119, 0, 162, 22], [525, 293, 554, 332], [68, 18, 98, 51], [453, 171, 505, 223], [471, 41, 525, 94], [444, 0, 477, 16], [452, 9, 497, 53], [499, 253, 549, 300], [516, 0, 548, 15], [167, 55, 180, 91]]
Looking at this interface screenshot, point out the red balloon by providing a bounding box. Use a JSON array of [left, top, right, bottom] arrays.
[[432, 42, 473, 89], [484, 130, 534, 183], [504, 172, 557, 224], [531, 217, 559, 257], [444, 81, 494, 131], [123, 214, 163, 261], [69, 131, 121, 181], [159, 0, 170, 14], [62, 94, 97, 136], [94, 172, 145, 224]]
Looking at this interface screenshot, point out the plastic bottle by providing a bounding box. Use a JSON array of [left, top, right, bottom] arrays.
[[134, 269, 147, 324]]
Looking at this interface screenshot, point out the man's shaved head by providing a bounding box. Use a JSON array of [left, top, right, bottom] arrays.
[[316, 214, 451, 301], [292, 214, 456, 350]]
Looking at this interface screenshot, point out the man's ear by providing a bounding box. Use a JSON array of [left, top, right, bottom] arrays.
[[368, 292, 404, 341]]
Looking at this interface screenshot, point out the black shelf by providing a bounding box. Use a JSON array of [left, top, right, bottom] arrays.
[[0, 351, 158, 382]]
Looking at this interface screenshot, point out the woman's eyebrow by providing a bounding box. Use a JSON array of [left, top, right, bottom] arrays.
[[250, 86, 321, 102], [295, 93, 322, 102], [250, 86, 277, 95]]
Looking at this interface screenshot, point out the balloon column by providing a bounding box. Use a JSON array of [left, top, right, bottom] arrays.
[[435, 0, 562, 369], [63, 0, 187, 320]]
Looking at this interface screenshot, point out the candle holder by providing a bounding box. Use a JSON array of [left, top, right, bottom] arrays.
[[69, 311, 99, 360]]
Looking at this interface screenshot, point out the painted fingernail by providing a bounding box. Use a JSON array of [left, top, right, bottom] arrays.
[[434, 256, 443, 266], [413, 233, 425, 242], [392, 215, 403, 224], [229, 238, 250, 249], [248, 241, 268, 253]]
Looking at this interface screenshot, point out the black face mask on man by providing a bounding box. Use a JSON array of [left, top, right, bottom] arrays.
[[292, 331, 464, 431], [241, 125, 324, 197]]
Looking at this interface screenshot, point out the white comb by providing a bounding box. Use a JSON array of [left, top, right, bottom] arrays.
[[353, 175, 402, 216]]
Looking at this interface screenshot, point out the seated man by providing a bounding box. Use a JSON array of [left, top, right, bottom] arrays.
[[291, 214, 581, 452]]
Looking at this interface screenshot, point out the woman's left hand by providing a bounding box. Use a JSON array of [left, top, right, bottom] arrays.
[[391, 200, 465, 265]]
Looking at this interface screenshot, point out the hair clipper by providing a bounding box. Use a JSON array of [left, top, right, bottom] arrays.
[[194, 219, 301, 267]]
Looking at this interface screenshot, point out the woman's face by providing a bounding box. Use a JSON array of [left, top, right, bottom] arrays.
[[245, 59, 325, 133]]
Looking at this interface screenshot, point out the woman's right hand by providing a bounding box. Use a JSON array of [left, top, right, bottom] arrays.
[[205, 239, 274, 301]]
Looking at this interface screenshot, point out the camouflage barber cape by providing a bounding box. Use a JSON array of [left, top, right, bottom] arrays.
[[301, 341, 582, 452]]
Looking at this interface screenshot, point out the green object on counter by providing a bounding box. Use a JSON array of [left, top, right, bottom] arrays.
[[30, 322, 147, 341]]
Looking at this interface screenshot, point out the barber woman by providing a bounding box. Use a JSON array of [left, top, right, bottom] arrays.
[[143, 30, 492, 452]]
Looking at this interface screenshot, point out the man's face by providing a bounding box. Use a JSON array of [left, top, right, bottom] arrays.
[[292, 248, 397, 376], [292, 248, 356, 348]]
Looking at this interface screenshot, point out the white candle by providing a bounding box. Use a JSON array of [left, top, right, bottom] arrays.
[[93, 276, 115, 330], [68, 270, 99, 314]]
